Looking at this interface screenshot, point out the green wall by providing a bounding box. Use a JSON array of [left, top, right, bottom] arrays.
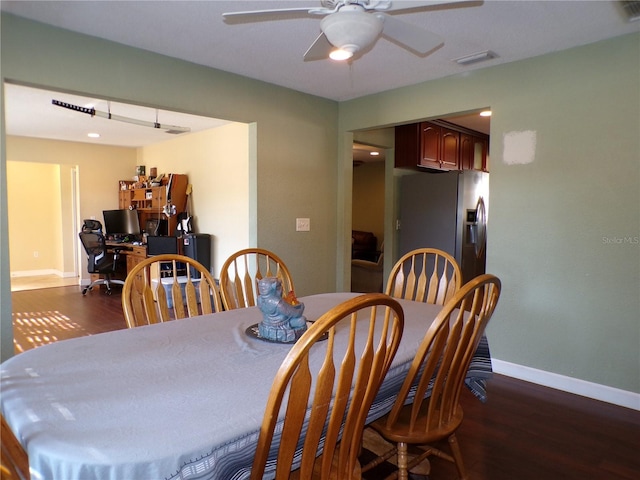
[[339, 33, 640, 396], [1, 14, 638, 401], [0, 13, 338, 361]]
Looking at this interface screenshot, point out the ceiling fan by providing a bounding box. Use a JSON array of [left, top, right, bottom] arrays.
[[223, 0, 475, 61]]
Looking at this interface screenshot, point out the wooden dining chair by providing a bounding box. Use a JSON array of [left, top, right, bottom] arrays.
[[363, 274, 501, 480], [121, 254, 223, 328], [250, 293, 405, 480], [1, 414, 29, 480], [386, 248, 462, 306], [219, 248, 295, 310]]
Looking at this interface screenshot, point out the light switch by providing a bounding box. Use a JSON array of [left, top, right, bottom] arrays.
[[296, 218, 310, 232]]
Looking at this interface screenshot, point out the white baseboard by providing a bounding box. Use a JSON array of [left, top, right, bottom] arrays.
[[492, 359, 640, 411], [11, 269, 56, 277], [11, 270, 76, 278]]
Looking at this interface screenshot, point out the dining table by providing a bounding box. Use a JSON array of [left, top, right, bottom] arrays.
[[0, 292, 492, 480]]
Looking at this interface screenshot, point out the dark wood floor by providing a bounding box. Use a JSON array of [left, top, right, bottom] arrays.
[[10, 285, 640, 479], [11, 284, 127, 353]]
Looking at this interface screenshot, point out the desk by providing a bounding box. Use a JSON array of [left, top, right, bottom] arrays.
[[1, 293, 491, 480], [105, 241, 147, 277]]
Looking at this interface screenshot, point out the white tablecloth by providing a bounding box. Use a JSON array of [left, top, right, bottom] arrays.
[[1, 293, 490, 480]]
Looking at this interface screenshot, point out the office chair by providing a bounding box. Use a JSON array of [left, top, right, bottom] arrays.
[[79, 219, 125, 296]]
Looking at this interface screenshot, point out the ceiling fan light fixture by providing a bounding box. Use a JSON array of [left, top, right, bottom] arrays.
[[329, 46, 355, 60], [321, 9, 383, 55]]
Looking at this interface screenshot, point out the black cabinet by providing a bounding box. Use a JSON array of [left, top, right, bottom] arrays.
[[182, 234, 211, 277]]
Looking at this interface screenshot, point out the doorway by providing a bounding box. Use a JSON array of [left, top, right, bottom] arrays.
[[4, 82, 234, 291], [7, 161, 80, 291], [351, 142, 386, 292], [350, 109, 491, 289]]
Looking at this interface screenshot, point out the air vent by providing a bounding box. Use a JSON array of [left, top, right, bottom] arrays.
[[321, 0, 340, 9], [453, 50, 498, 66], [621, 0, 640, 21]]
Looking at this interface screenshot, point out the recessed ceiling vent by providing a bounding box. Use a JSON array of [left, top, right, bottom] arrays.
[[620, 1, 640, 21], [453, 50, 498, 66], [321, 0, 341, 8]]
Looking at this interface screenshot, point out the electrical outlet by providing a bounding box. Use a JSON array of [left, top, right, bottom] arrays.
[[296, 218, 310, 232], [33, 251, 39, 258]]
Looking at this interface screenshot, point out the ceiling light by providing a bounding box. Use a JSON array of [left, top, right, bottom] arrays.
[[329, 48, 354, 61], [453, 50, 498, 66], [87, 132, 100, 138], [369, 151, 380, 156], [321, 9, 383, 58], [479, 110, 492, 117]]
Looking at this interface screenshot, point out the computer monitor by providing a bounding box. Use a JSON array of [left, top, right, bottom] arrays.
[[103, 209, 141, 239], [146, 236, 178, 256]]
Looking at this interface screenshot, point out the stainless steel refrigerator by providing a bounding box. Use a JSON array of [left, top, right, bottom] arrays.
[[398, 170, 489, 283]]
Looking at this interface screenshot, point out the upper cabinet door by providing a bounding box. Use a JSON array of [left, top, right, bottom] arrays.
[[460, 133, 489, 172], [420, 122, 458, 171], [440, 127, 460, 170], [473, 136, 489, 171], [395, 121, 489, 172], [419, 122, 441, 169]]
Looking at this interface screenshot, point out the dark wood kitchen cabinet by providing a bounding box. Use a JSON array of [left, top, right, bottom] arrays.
[[394, 123, 421, 170], [395, 120, 489, 172], [395, 121, 459, 171], [420, 122, 459, 170], [460, 133, 489, 171]]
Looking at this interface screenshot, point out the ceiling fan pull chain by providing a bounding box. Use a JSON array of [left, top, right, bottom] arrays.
[[349, 61, 355, 90]]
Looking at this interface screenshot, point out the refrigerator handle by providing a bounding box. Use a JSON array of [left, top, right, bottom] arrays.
[[475, 197, 487, 259], [468, 223, 477, 245]]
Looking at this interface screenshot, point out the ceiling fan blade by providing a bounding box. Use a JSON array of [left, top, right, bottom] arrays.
[[222, 7, 317, 23], [303, 32, 334, 61], [379, 13, 443, 54], [384, 0, 474, 12]]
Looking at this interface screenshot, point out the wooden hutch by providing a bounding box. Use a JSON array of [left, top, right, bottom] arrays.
[[118, 173, 189, 237]]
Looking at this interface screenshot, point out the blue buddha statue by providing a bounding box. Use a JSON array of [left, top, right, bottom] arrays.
[[256, 277, 307, 342]]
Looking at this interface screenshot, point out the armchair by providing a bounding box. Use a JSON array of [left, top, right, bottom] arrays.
[[352, 230, 379, 262], [351, 250, 384, 293]]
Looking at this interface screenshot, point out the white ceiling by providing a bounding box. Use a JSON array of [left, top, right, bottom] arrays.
[[4, 84, 232, 148], [2, 1, 638, 148]]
